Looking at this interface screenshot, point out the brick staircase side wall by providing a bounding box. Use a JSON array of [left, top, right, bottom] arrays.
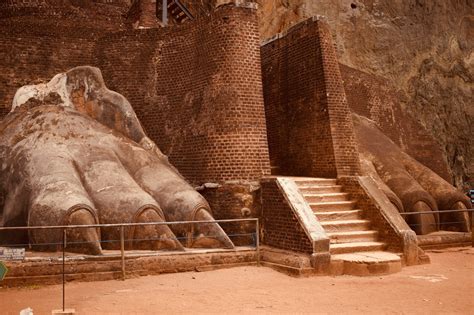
[[261, 179, 314, 254], [261, 177, 330, 257], [338, 176, 420, 265]]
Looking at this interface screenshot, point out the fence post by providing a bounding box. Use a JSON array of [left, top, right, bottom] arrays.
[[62, 228, 66, 312], [120, 226, 126, 280], [471, 212, 473, 247], [256, 219, 260, 267]]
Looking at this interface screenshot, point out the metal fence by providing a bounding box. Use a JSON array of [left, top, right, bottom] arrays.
[[0, 218, 259, 312], [399, 209, 473, 242], [0, 218, 260, 276]]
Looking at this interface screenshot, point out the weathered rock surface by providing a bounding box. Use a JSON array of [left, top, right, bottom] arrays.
[[253, 0, 473, 190]]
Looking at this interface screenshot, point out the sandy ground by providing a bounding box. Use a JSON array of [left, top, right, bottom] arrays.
[[1, 247, 473, 314]]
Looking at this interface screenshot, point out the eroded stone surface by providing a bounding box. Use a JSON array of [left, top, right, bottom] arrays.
[[353, 114, 472, 235]]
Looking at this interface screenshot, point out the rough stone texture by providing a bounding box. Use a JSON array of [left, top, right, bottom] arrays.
[[0, 66, 234, 254], [353, 114, 472, 235], [330, 251, 402, 276], [199, 182, 261, 246], [340, 65, 453, 183], [254, 0, 473, 190]]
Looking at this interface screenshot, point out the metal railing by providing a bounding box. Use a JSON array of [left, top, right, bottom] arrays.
[[0, 218, 259, 311], [399, 209, 473, 245]]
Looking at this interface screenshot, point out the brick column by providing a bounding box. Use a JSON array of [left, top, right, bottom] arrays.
[[314, 19, 361, 177]]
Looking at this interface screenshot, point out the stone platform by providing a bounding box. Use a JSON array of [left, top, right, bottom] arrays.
[[260, 246, 403, 277], [417, 231, 472, 249], [1, 247, 257, 287], [330, 251, 402, 276]]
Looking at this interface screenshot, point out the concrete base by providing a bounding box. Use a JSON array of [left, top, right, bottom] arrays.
[[1, 247, 256, 287], [330, 251, 402, 276], [260, 246, 318, 277], [52, 309, 75, 315], [417, 231, 472, 249]]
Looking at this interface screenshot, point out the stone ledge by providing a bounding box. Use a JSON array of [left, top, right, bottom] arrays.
[[330, 251, 402, 276]]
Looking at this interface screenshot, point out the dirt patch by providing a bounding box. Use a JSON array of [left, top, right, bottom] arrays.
[[1, 247, 473, 314]]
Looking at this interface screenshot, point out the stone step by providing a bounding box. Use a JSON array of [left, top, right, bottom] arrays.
[[330, 251, 402, 276], [309, 201, 357, 211], [321, 219, 371, 232], [330, 241, 386, 254], [314, 209, 364, 221], [293, 178, 337, 187], [299, 185, 343, 194], [327, 230, 379, 244], [304, 192, 350, 203]]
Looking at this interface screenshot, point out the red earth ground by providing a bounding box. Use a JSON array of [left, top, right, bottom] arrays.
[[1, 247, 473, 314]]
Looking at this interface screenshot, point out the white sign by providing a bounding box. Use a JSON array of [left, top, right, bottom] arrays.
[[0, 247, 25, 260]]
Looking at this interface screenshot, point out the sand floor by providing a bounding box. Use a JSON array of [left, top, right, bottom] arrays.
[[1, 247, 473, 314]]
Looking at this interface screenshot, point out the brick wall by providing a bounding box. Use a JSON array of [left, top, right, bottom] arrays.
[[0, 17, 102, 118], [96, 5, 270, 184], [0, 4, 271, 185], [341, 65, 451, 182], [261, 17, 361, 178], [261, 179, 314, 254]]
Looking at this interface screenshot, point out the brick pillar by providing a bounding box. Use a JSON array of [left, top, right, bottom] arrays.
[[261, 17, 361, 178], [314, 19, 361, 177]]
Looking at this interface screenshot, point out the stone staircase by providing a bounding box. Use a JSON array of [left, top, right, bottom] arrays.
[[293, 177, 402, 275]]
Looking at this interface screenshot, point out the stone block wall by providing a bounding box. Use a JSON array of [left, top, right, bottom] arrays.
[[261, 17, 361, 179]]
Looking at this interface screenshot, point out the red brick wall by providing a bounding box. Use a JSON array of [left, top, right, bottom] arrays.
[[340, 65, 451, 182], [261, 179, 313, 254], [0, 17, 102, 118], [96, 5, 270, 184], [261, 17, 361, 179], [0, 4, 271, 185]]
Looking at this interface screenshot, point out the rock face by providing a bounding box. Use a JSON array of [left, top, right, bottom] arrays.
[[253, 0, 473, 190]]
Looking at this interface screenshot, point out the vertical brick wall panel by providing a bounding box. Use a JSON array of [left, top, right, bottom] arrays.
[[261, 18, 361, 179], [261, 180, 313, 254]]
